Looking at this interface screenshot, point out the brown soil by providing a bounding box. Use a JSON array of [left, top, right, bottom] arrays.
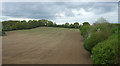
[[2, 27, 92, 64]]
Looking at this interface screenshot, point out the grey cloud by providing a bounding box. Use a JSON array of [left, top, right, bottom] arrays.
[[91, 2, 118, 14], [2, 2, 76, 19], [2, 2, 118, 20]]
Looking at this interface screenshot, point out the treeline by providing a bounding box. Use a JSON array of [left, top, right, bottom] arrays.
[[2, 19, 49, 31], [80, 17, 119, 64], [1, 19, 80, 36]]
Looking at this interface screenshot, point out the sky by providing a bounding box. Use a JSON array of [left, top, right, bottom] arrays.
[[1, 1, 119, 24]]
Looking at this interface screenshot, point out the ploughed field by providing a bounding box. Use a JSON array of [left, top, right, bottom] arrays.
[[2, 27, 91, 64]]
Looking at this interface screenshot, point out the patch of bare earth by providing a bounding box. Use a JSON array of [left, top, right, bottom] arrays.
[[2, 27, 92, 64]]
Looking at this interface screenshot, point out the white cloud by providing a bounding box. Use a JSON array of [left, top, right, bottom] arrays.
[[72, 8, 95, 16], [1, 16, 39, 22], [53, 8, 118, 25], [55, 12, 66, 17], [2, 2, 118, 24]]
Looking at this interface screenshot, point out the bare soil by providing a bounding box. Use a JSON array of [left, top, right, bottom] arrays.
[[2, 27, 92, 64]]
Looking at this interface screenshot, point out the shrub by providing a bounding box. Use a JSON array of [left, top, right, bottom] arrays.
[[91, 32, 118, 64], [80, 25, 90, 39], [84, 31, 109, 53], [83, 22, 90, 26], [64, 22, 70, 28], [0, 30, 6, 36], [83, 23, 111, 53], [3, 25, 12, 31], [110, 25, 118, 35], [74, 22, 79, 28]]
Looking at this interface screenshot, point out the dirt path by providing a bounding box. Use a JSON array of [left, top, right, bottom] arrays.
[[2, 27, 92, 64]]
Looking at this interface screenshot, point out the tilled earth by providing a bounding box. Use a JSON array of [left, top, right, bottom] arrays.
[[2, 27, 91, 64]]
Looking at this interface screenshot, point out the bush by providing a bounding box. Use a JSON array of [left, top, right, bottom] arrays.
[[3, 25, 12, 31], [80, 25, 90, 39], [110, 25, 118, 35], [91, 32, 118, 64], [0, 30, 6, 36], [83, 23, 111, 53], [84, 31, 109, 53], [83, 22, 90, 26]]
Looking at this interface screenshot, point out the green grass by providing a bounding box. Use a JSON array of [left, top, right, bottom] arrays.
[[9, 27, 79, 34]]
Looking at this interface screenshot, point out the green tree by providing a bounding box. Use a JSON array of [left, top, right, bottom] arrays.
[[21, 20, 27, 23], [64, 22, 69, 28], [38, 20, 45, 26], [83, 22, 90, 26], [41, 19, 48, 26], [53, 22, 57, 27], [74, 22, 79, 28], [70, 24, 75, 28], [47, 21, 53, 27]]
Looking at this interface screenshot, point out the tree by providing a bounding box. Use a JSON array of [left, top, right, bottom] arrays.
[[47, 21, 53, 27], [74, 22, 79, 28], [28, 20, 33, 28], [70, 24, 75, 28], [41, 19, 48, 26], [38, 20, 45, 26], [32, 20, 38, 27], [64, 22, 69, 28], [83, 22, 90, 26], [53, 22, 57, 27], [21, 20, 27, 23]]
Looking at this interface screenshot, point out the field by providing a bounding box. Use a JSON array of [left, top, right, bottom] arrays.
[[2, 27, 91, 64]]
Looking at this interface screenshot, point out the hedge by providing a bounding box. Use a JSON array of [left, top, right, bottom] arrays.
[[91, 32, 118, 64], [84, 31, 109, 53]]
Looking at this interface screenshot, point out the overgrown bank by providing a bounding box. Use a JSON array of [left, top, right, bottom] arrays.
[[80, 17, 119, 64]]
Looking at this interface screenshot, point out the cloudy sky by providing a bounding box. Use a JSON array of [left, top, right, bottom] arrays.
[[1, 2, 118, 24]]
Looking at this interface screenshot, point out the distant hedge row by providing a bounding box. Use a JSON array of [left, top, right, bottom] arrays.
[[2, 20, 48, 31], [1, 19, 80, 36], [80, 17, 119, 64]]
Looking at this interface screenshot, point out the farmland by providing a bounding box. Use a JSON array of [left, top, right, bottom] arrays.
[[2, 27, 91, 64]]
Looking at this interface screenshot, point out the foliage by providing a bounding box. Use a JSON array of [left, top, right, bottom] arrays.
[[2, 20, 82, 36], [2, 20, 80, 32], [53, 23, 57, 27], [84, 23, 111, 53], [80, 22, 90, 39], [74, 22, 79, 28], [70, 24, 75, 28], [81, 18, 111, 53], [2, 20, 48, 31], [79, 17, 119, 64], [84, 31, 109, 53], [0, 30, 6, 36], [64, 22, 70, 28], [47, 21, 53, 27], [83, 22, 90, 26], [92, 32, 118, 64], [80, 25, 90, 39]]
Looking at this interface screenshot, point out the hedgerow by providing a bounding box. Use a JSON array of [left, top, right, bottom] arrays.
[[80, 25, 90, 39], [0, 30, 6, 36], [83, 23, 111, 53], [91, 31, 118, 64], [80, 18, 119, 64], [84, 31, 109, 53], [2, 20, 80, 36]]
